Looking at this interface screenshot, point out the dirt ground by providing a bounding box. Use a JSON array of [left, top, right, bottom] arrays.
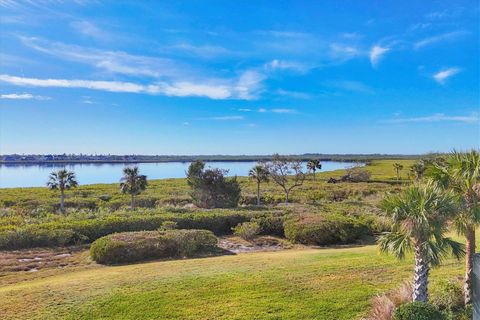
[[0, 236, 293, 286]]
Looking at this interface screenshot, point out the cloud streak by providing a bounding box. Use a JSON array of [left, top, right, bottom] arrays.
[[0, 73, 263, 100], [323, 80, 374, 94], [386, 113, 478, 124], [369, 45, 390, 67], [414, 31, 468, 49], [433, 67, 461, 84], [0, 93, 51, 100]]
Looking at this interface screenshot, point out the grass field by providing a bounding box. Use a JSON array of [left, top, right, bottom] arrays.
[[1, 240, 474, 320]]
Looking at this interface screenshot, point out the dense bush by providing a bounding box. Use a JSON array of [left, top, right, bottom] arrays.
[[0, 211, 252, 249], [187, 161, 241, 208], [90, 229, 218, 265], [393, 302, 445, 320], [284, 214, 370, 245], [233, 221, 261, 240], [342, 167, 371, 182], [431, 280, 464, 313], [253, 214, 286, 237]]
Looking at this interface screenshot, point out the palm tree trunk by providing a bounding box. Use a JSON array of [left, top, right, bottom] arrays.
[[131, 194, 135, 210], [464, 226, 475, 305], [313, 170, 316, 181], [60, 189, 65, 214], [285, 190, 289, 204], [256, 182, 261, 206], [412, 244, 429, 302]]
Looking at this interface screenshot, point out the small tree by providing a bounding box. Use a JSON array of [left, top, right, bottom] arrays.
[[47, 169, 78, 214], [266, 154, 306, 203], [249, 163, 269, 205], [393, 163, 404, 181], [378, 182, 464, 302], [186, 161, 241, 208], [120, 166, 147, 210], [307, 159, 322, 180], [410, 161, 426, 181]]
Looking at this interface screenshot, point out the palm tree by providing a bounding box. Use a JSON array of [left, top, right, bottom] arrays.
[[249, 163, 269, 205], [393, 163, 404, 181], [410, 161, 426, 181], [120, 166, 147, 209], [47, 169, 78, 214], [378, 182, 464, 302], [426, 150, 480, 305], [306, 159, 322, 180]]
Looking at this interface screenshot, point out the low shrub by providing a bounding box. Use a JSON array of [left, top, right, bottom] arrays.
[[431, 279, 464, 315], [90, 229, 218, 264], [98, 194, 112, 202], [284, 214, 370, 245], [0, 211, 253, 249], [159, 221, 178, 230], [253, 214, 285, 237], [0, 228, 85, 248], [233, 221, 261, 240], [393, 302, 445, 320]]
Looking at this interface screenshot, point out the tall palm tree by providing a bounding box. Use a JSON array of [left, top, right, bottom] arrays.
[[249, 163, 269, 205], [306, 159, 322, 180], [393, 163, 404, 181], [378, 182, 464, 302], [426, 150, 480, 305], [47, 169, 78, 214], [120, 166, 147, 209]]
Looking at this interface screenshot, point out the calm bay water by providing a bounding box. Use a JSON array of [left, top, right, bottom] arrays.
[[0, 161, 356, 188]]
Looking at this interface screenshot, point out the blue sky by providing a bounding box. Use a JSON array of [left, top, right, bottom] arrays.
[[0, 0, 478, 155]]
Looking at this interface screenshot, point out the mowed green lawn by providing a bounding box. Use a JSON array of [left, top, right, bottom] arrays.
[[1, 242, 472, 320]]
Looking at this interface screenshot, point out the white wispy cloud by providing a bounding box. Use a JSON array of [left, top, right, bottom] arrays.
[[433, 67, 461, 84], [329, 43, 360, 60], [256, 108, 297, 114], [158, 81, 232, 99], [414, 31, 468, 49], [386, 113, 478, 124], [70, 20, 110, 40], [234, 70, 265, 100], [276, 89, 311, 99], [264, 59, 310, 73], [369, 45, 390, 67], [201, 116, 245, 121], [0, 72, 263, 100], [20, 37, 185, 79], [323, 80, 374, 94], [167, 43, 231, 58], [0, 93, 51, 100], [0, 74, 158, 93], [270, 108, 297, 114], [238, 108, 252, 112]]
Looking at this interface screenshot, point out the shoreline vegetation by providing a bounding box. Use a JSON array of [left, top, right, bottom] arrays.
[[0, 153, 433, 165]]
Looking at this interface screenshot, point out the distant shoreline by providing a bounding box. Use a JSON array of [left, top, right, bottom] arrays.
[[0, 154, 427, 165]]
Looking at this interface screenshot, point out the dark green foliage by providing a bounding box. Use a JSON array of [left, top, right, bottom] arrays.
[[253, 214, 286, 237], [393, 302, 445, 320], [90, 229, 218, 265], [431, 280, 465, 316], [186, 161, 241, 208], [0, 211, 251, 249], [284, 214, 370, 245]]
